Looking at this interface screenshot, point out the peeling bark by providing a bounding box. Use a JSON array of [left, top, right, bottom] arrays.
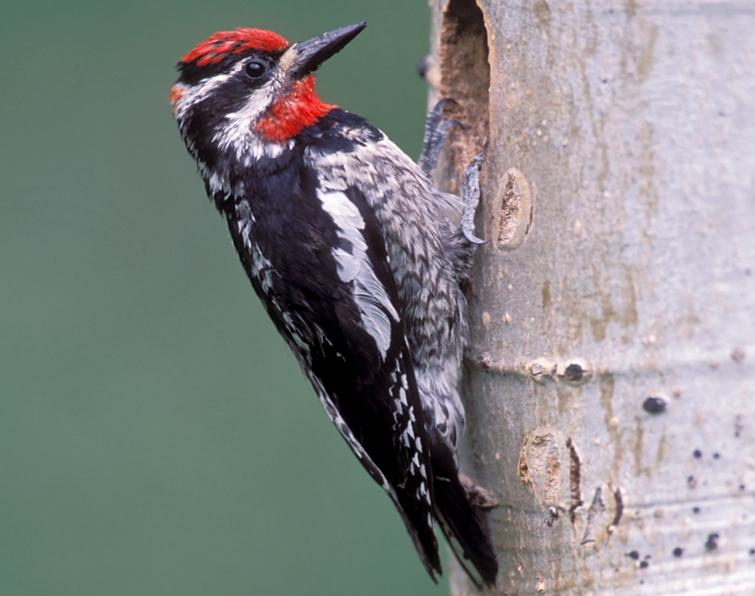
[[427, 0, 755, 593]]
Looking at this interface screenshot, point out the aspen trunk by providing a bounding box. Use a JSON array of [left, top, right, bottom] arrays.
[[427, 1, 755, 593]]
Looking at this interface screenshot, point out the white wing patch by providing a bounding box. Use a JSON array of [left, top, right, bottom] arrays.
[[318, 190, 399, 359]]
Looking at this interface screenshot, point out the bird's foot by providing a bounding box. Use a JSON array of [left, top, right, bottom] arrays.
[[460, 474, 499, 510], [418, 99, 461, 176]]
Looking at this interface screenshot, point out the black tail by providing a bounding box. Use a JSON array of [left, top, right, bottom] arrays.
[[433, 461, 498, 587], [392, 495, 443, 583]]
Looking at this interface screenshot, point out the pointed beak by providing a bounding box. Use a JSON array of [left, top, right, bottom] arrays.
[[287, 21, 367, 79]]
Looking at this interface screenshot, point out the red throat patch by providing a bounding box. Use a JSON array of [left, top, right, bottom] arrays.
[[255, 76, 335, 142], [181, 28, 289, 67]]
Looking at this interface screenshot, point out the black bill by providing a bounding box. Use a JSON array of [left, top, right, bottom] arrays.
[[288, 21, 367, 79]]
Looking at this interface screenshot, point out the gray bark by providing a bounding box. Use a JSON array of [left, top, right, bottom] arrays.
[[426, 0, 755, 593]]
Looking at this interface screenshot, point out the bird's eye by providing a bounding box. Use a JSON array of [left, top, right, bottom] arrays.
[[244, 60, 267, 79]]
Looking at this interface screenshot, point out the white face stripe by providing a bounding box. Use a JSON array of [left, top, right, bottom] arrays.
[[211, 79, 278, 160], [318, 190, 399, 359]]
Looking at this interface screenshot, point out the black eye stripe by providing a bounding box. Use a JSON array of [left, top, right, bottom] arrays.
[[177, 50, 281, 86]]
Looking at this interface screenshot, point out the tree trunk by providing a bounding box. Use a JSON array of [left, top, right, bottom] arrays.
[[426, 0, 755, 593]]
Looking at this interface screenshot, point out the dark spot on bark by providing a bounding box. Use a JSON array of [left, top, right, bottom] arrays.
[[627, 550, 640, 560], [749, 548, 755, 556], [639, 560, 649, 569], [692, 506, 701, 514], [673, 547, 684, 557], [739, 484, 746, 492], [546, 506, 559, 527], [643, 396, 667, 414], [693, 449, 702, 459], [705, 533, 720, 552], [687, 475, 697, 489], [713, 452, 720, 460], [564, 363, 584, 382]]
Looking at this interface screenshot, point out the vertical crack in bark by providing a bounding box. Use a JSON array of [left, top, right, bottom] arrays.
[[610, 486, 624, 529]]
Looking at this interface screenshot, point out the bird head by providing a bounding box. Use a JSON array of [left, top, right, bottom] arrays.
[[170, 22, 366, 158]]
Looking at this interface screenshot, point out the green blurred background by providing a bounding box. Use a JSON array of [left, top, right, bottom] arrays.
[[0, 1, 448, 594]]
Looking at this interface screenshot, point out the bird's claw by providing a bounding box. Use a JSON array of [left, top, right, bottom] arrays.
[[459, 146, 486, 246], [463, 229, 486, 245]]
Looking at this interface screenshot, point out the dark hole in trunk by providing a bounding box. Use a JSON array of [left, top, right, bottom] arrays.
[[439, 0, 490, 192]]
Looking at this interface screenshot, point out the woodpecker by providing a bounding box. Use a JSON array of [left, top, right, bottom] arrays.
[[170, 22, 497, 587]]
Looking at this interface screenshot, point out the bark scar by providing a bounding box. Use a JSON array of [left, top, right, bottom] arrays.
[[580, 487, 606, 545], [566, 437, 583, 524], [610, 486, 624, 530]]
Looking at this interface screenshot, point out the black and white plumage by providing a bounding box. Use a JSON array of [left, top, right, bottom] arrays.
[[170, 22, 497, 586]]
